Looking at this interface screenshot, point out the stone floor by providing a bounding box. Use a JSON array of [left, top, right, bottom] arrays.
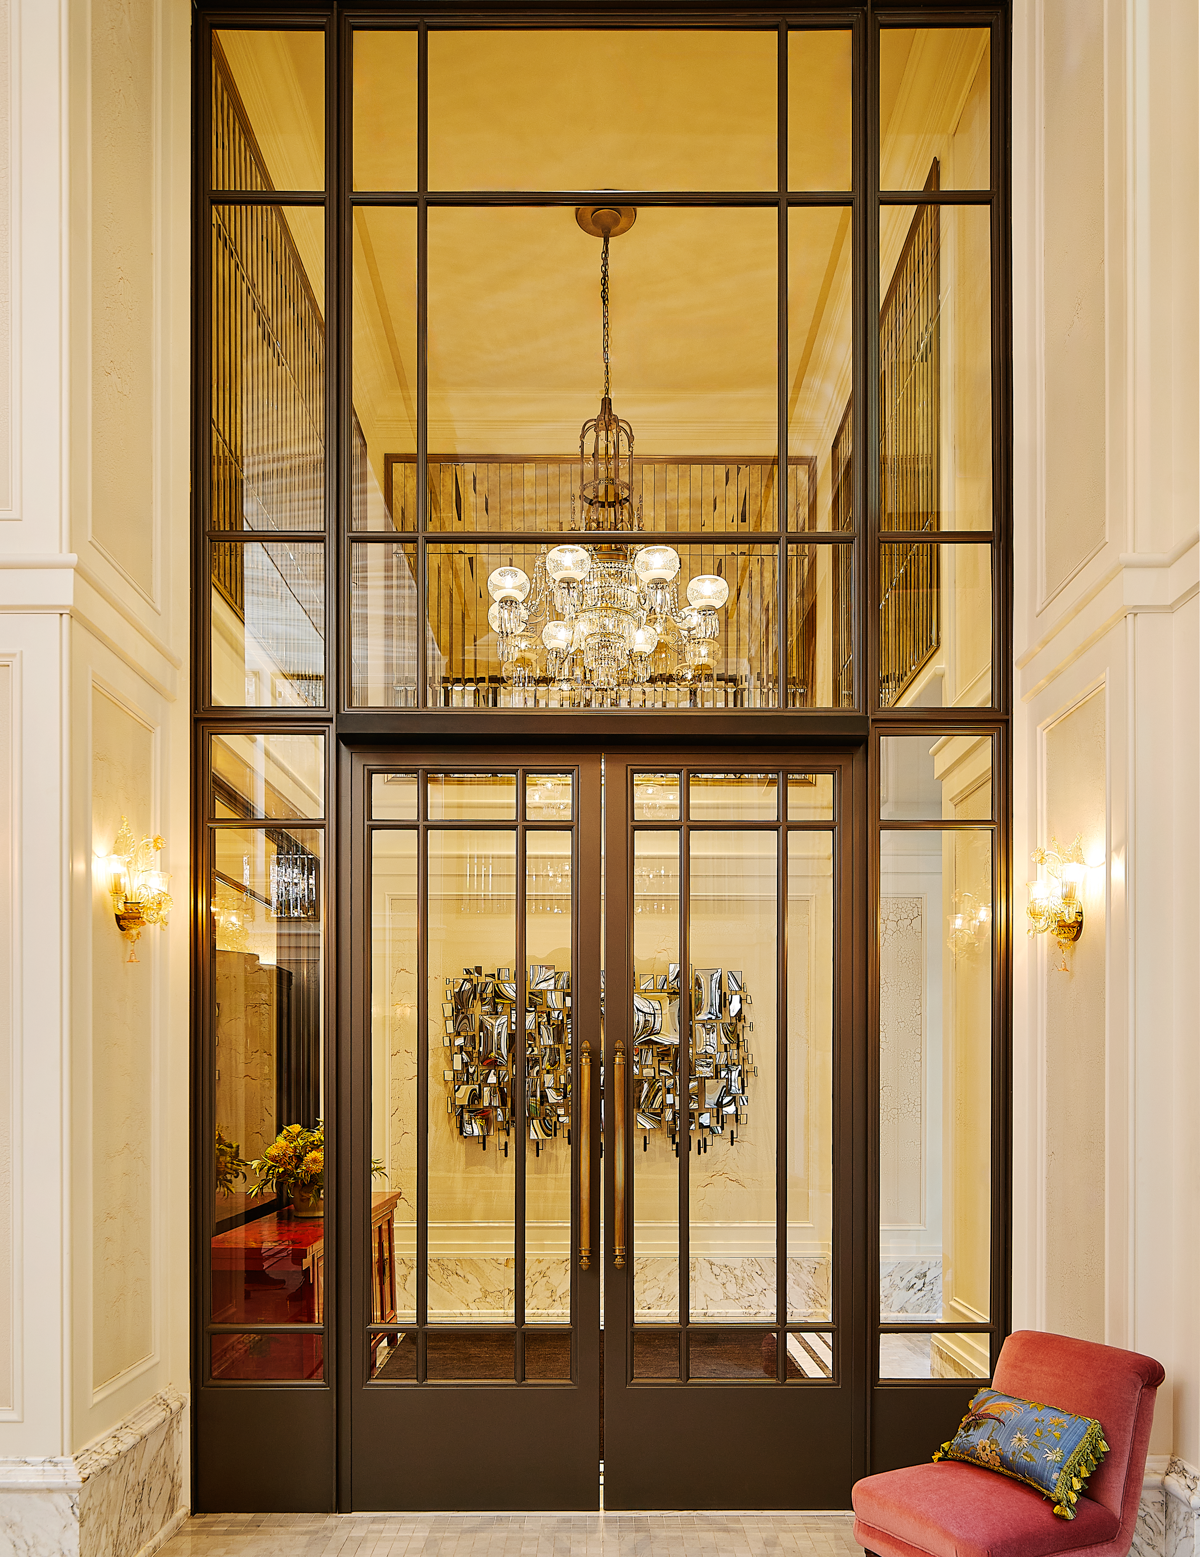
[[158, 1511, 861, 1557]]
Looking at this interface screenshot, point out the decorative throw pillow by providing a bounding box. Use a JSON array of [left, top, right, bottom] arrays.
[[933, 1388, 1109, 1519]]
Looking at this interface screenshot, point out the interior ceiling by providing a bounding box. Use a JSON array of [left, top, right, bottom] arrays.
[[220, 26, 988, 464]]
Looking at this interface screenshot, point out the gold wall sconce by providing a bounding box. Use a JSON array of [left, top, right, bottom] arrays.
[[101, 817, 172, 962], [1027, 834, 1086, 969]]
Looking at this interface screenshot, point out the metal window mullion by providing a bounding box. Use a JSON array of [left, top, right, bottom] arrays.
[[777, 21, 789, 706], [515, 805, 527, 1381], [415, 20, 429, 709], [416, 798, 429, 1381], [776, 777, 788, 1379], [678, 808, 691, 1374]]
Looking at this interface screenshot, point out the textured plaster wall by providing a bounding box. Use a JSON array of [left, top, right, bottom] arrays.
[[89, 0, 155, 599], [1042, 688, 1107, 1341], [90, 685, 155, 1391], [1012, 0, 1200, 1483], [1041, 0, 1106, 597], [0, 661, 12, 1412]]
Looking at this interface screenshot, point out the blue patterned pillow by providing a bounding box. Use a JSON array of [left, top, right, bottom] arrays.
[[934, 1388, 1109, 1518]]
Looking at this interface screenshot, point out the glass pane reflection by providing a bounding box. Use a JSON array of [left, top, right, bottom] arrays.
[[211, 542, 325, 709], [632, 1330, 681, 1380], [878, 544, 992, 708], [880, 1332, 990, 1380], [879, 830, 992, 1329], [787, 774, 835, 821], [525, 832, 574, 1323], [353, 31, 417, 191], [880, 735, 993, 821], [372, 772, 418, 821], [213, 31, 325, 191], [788, 210, 854, 532], [789, 32, 852, 191], [211, 733, 324, 821], [787, 832, 834, 1322], [879, 205, 992, 533], [211, 1332, 323, 1381], [428, 830, 517, 1323], [689, 773, 778, 821], [428, 31, 776, 191], [632, 832, 680, 1323], [689, 832, 777, 1323], [880, 29, 990, 190], [372, 831, 418, 1326], [689, 1329, 774, 1380], [211, 826, 323, 1328], [426, 1331, 515, 1381]]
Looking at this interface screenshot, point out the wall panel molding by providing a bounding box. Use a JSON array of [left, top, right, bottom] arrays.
[[0, 658, 16, 1417]]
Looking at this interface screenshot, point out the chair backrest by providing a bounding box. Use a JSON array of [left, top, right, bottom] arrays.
[[992, 1330, 1164, 1528]]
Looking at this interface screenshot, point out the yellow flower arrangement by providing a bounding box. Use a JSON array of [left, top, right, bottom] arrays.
[[246, 1121, 385, 1203]]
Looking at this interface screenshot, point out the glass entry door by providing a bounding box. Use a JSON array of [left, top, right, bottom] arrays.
[[347, 750, 859, 1511], [348, 754, 603, 1510], [602, 756, 859, 1510]]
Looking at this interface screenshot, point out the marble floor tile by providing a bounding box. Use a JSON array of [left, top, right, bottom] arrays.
[[159, 1512, 859, 1557]]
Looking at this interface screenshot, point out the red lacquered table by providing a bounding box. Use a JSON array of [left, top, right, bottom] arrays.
[[211, 1190, 401, 1327]]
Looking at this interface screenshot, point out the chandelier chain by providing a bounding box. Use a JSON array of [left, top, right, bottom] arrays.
[[601, 234, 610, 400]]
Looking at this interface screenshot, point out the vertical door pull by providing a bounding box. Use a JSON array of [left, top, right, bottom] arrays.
[[613, 1039, 627, 1268], [579, 1041, 593, 1269]]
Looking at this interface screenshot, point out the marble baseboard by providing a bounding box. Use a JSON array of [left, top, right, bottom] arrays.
[[1138, 1457, 1200, 1557], [0, 1389, 186, 1557]]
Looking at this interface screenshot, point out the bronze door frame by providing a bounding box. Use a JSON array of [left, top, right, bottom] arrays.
[[601, 747, 865, 1511], [343, 744, 604, 1511], [342, 740, 866, 1511]]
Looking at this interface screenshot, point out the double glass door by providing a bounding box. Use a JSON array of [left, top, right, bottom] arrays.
[[348, 749, 859, 1511]]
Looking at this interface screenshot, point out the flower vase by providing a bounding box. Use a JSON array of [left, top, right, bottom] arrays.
[[292, 1184, 324, 1219]]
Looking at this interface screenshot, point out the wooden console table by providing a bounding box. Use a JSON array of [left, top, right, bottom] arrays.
[[212, 1190, 401, 1330]]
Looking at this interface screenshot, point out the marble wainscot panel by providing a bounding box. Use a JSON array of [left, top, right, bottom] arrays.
[[0, 1459, 81, 1557], [0, 1389, 186, 1557], [1138, 1456, 1200, 1557], [878, 1258, 942, 1318], [632, 1257, 831, 1321], [76, 1388, 187, 1557]]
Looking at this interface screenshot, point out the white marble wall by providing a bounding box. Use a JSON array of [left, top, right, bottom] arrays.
[[0, 1461, 81, 1557], [634, 1256, 831, 1323], [1137, 1459, 1200, 1557], [0, 1390, 186, 1557], [879, 1258, 942, 1318]]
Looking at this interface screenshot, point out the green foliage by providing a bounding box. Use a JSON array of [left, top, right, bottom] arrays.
[[215, 1125, 247, 1197], [245, 1120, 386, 1198]]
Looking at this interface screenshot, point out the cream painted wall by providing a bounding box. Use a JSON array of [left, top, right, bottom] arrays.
[[90, 685, 155, 1393], [89, 0, 156, 600], [0, 0, 193, 1513], [1012, 0, 1199, 1471], [1041, 688, 1106, 1340], [0, 660, 12, 1415]]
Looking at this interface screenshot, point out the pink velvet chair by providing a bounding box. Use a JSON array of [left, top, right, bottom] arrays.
[[853, 1331, 1164, 1557]]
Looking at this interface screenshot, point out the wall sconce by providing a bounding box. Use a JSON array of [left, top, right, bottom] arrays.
[[1028, 834, 1086, 969], [101, 817, 172, 962]]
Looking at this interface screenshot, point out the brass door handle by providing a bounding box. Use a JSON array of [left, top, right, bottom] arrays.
[[579, 1041, 593, 1269], [613, 1039, 626, 1268]]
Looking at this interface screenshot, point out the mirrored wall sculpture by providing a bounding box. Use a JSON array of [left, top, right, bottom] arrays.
[[442, 964, 572, 1151], [631, 966, 754, 1150]]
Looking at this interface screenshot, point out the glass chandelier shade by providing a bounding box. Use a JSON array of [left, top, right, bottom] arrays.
[[489, 207, 729, 702]]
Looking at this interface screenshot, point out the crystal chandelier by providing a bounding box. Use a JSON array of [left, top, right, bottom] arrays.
[[487, 205, 729, 704]]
